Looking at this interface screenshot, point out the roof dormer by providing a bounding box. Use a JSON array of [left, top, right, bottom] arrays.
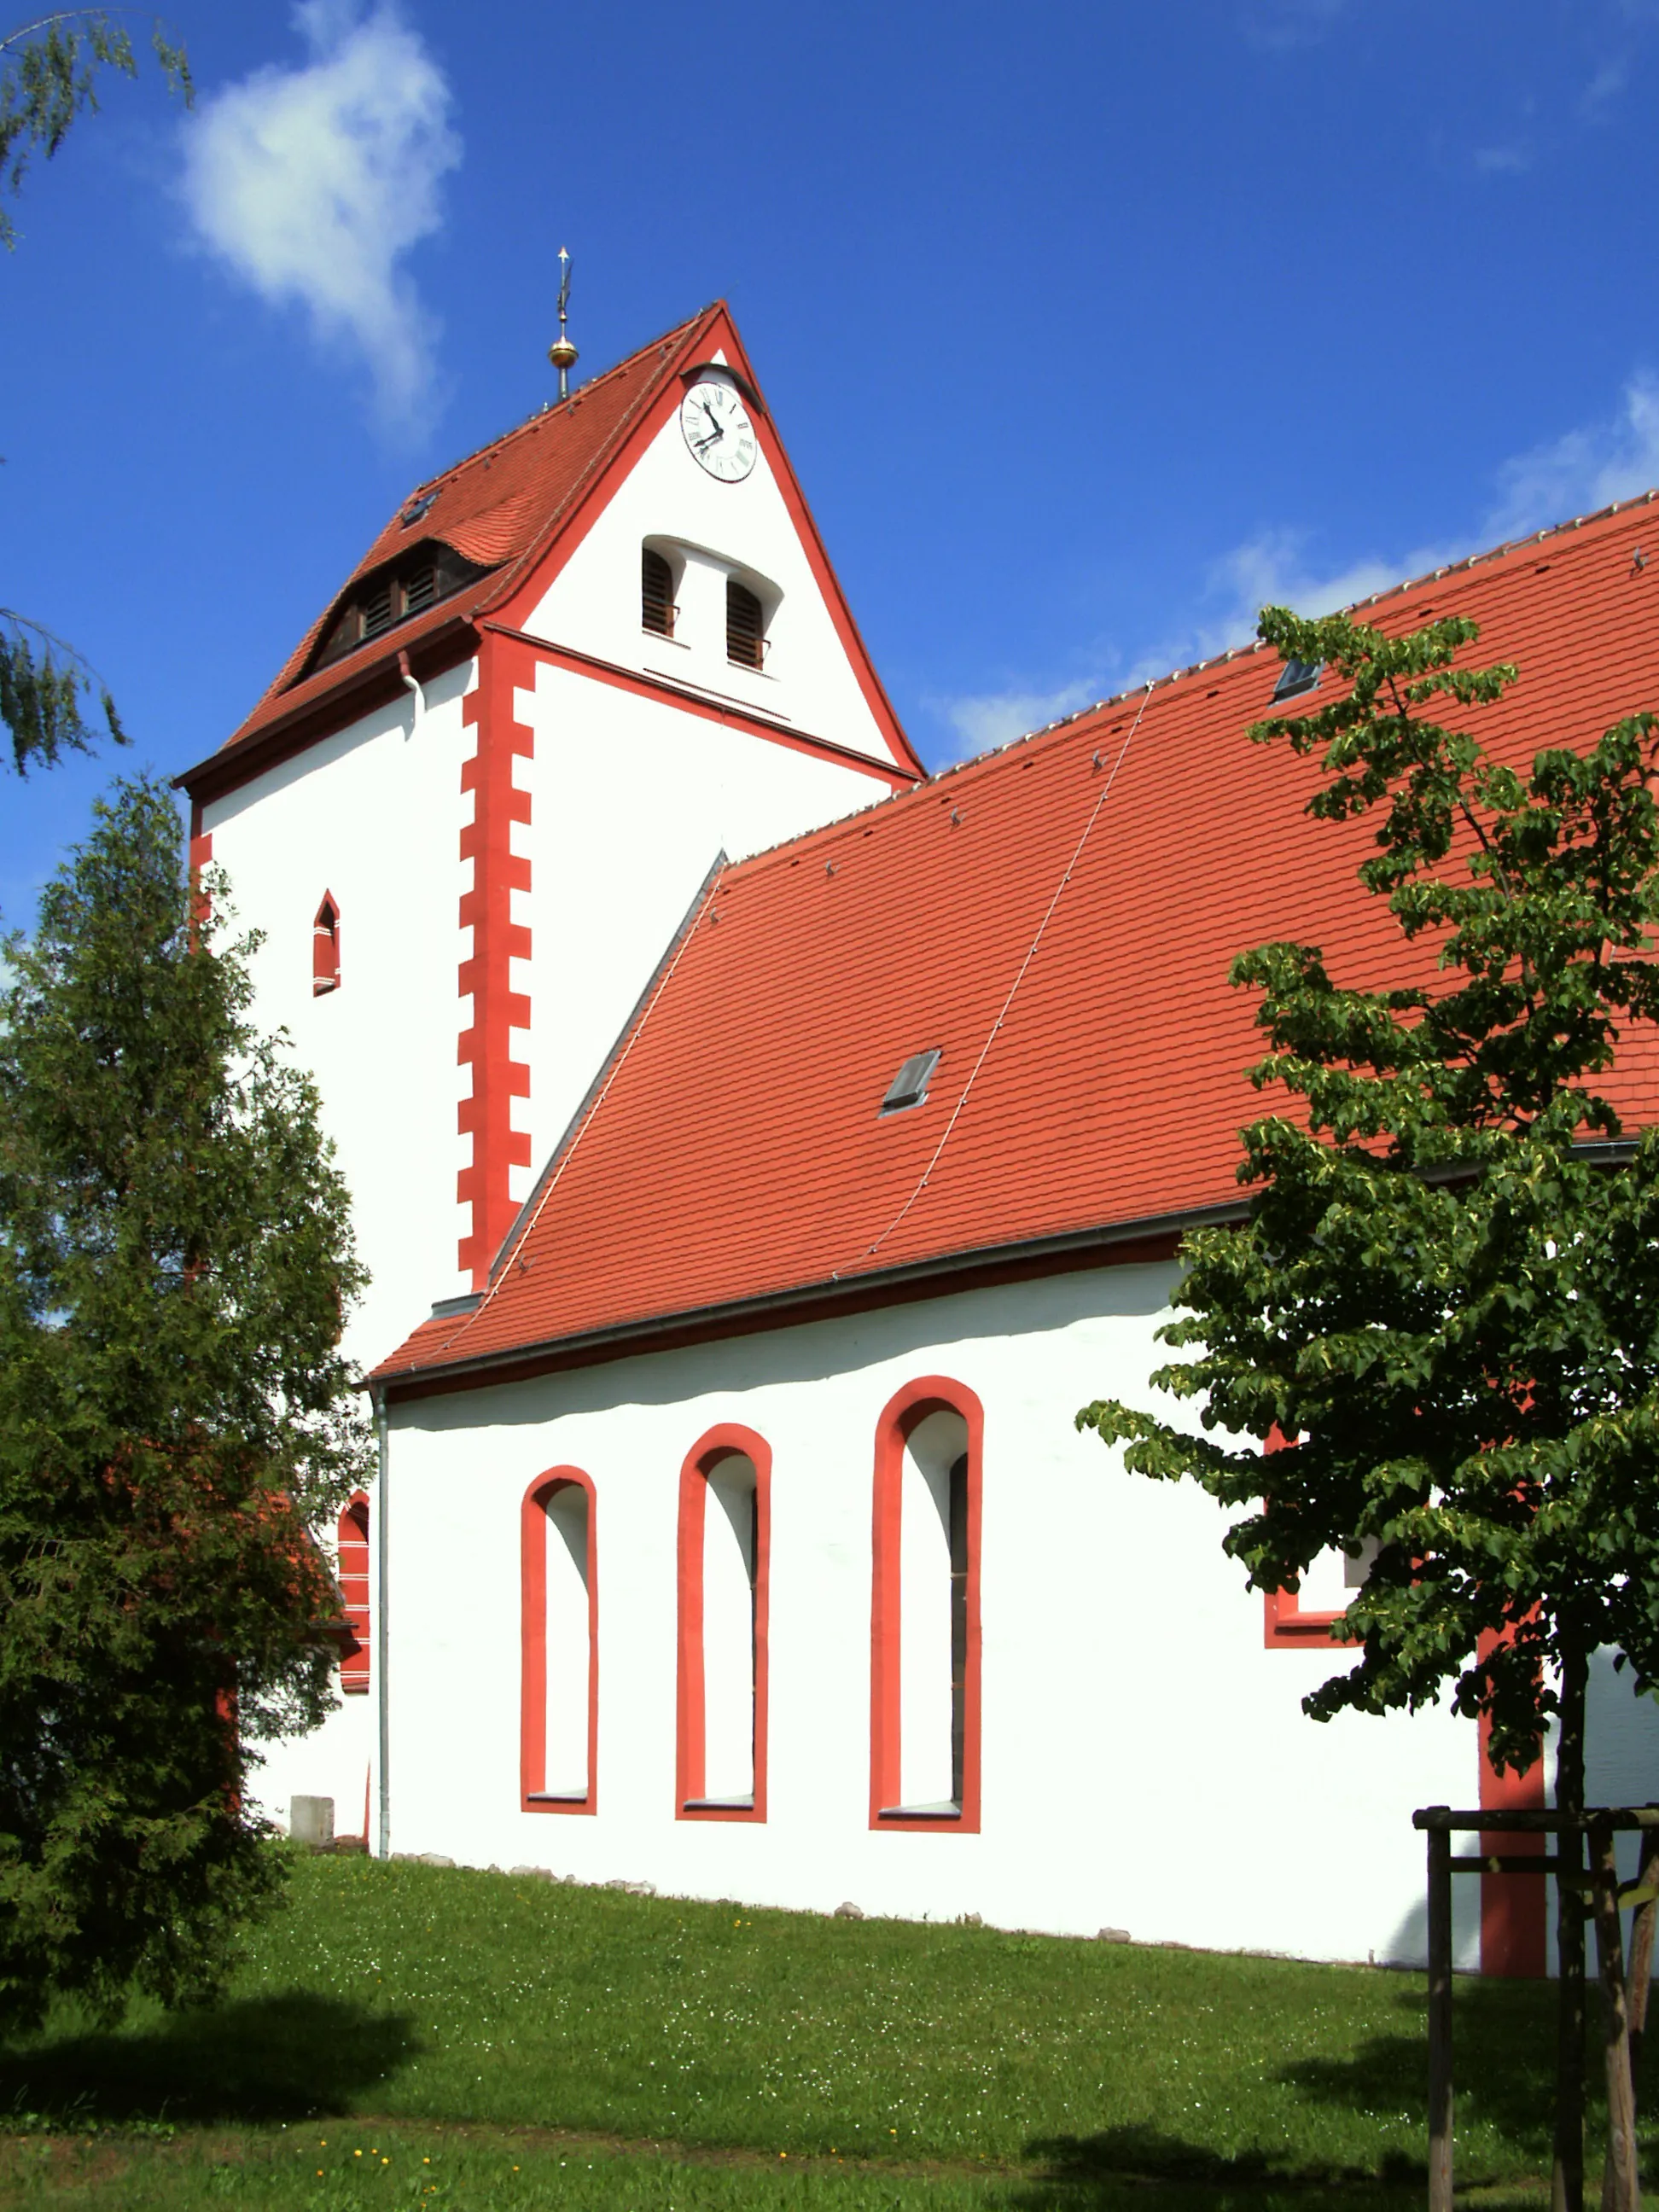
[[306, 540, 494, 678]]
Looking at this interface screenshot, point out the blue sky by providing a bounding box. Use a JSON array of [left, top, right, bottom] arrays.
[[5, 0, 1659, 916]]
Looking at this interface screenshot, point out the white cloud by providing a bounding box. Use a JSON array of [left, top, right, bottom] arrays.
[[1578, 57, 1629, 114], [181, 1, 460, 430], [1481, 371, 1659, 540], [934, 679, 1099, 754], [1196, 531, 1409, 650], [928, 372, 1659, 767], [1474, 143, 1532, 173], [1241, 0, 1350, 50]]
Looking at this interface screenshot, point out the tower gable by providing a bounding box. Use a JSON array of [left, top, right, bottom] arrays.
[[493, 310, 916, 777]]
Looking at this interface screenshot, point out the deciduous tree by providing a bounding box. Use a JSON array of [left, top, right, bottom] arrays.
[[1076, 606, 1659, 2198]]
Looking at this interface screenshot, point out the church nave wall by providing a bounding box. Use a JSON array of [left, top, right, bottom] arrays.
[[367, 1265, 1484, 1971]]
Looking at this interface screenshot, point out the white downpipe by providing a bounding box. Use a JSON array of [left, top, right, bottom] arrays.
[[397, 649, 426, 734]]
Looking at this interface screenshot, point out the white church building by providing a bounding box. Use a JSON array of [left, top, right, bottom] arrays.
[[180, 300, 1659, 1977]]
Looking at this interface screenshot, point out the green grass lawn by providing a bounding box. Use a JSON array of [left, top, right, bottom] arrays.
[[0, 1853, 1647, 2208]]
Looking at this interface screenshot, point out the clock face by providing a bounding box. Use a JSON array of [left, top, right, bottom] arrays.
[[680, 378, 757, 482]]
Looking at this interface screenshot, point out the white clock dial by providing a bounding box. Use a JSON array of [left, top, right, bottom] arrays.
[[680, 378, 758, 482]]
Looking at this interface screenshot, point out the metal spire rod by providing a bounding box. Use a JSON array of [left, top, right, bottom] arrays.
[[549, 246, 578, 401]]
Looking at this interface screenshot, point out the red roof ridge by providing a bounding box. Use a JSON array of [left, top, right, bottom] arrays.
[[696, 487, 1659, 897], [471, 305, 723, 620], [925, 485, 1659, 782], [399, 303, 718, 513], [216, 305, 725, 751]]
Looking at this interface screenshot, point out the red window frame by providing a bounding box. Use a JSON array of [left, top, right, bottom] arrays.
[[869, 1377, 983, 1834], [336, 1492, 370, 1693], [676, 1425, 771, 1824], [1260, 1426, 1361, 1650], [313, 892, 341, 996], [519, 1468, 598, 1814]]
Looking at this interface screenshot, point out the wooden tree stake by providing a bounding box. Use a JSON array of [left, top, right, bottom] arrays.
[[1429, 1820, 1454, 2212], [1592, 1820, 1640, 2212]]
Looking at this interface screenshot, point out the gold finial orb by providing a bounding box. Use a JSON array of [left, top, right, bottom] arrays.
[[548, 336, 579, 371]]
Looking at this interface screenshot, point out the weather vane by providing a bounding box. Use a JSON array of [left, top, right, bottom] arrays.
[[549, 247, 578, 401]]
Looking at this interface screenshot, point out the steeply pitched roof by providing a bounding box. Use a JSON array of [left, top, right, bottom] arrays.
[[376, 494, 1659, 1390], [201, 306, 719, 774]]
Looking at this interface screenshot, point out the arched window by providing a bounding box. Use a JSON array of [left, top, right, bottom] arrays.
[[870, 1379, 982, 1832], [642, 546, 676, 637], [520, 1470, 597, 1813], [677, 1427, 771, 1821], [313, 893, 341, 996], [725, 579, 765, 668], [337, 1493, 370, 1694]]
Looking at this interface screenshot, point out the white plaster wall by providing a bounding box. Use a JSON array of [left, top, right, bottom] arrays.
[[508, 663, 890, 1198], [202, 665, 476, 1371], [204, 674, 473, 1839], [369, 1264, 1503, 1970], [254, 1679, 375, 1842], [521, 365, 904, 770]]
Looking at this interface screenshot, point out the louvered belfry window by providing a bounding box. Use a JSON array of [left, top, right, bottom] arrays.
[[362, 579, 395, 638], [308, 541, 492, 675], [642, 548, 675, 637], [726, 581, 765, 669]]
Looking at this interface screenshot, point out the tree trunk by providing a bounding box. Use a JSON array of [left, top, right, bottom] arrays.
[[1555, 1641, 1587, 2212]]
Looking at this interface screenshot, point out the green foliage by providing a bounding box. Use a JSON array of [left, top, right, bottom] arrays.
[[1078, 604, 1659, 1777], [0, 9, 191, 249], [0, 609, 126, 777], [0, 779, 372, 2034]]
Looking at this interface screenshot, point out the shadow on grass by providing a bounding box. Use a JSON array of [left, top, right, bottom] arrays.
[[1012, 2124, 1423, 2201], [1008, 1981, 1574, 2205], [0, 1992, 420, 2127], [1276, 1973, 1649, 2177]]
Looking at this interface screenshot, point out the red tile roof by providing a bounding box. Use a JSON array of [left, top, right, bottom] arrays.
[[376, 495, 1659, 1388], [211, 304, 724, 764]]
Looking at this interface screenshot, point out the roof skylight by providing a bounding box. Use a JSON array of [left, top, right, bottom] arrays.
[[399, 492, 438, 527], [1272, 657, 1323, 701], [880, 1049, 941, 1115]]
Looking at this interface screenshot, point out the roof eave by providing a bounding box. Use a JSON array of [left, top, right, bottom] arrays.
[[177, 612, 479, 803], [370, 1197, 1251, 1402]]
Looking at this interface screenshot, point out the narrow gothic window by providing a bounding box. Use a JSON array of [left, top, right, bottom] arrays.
[[677, 1429, 771, 1820], [726, 580, 765, 668], [870, 1382, 981, 1830], [337, 1494, 370, 1694], [521, 1471, 598, 1811], [642, 548, 675, 637], [313, 894, 341, 996]]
